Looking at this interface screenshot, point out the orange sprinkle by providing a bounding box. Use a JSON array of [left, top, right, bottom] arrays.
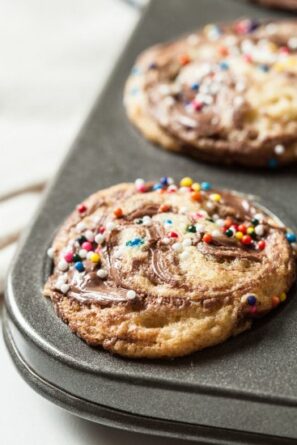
[[191, 191, 202, 202], [159, 204, 171, 212], [271, 296, 280, 308], [114, 208, 123, 218], [179, 54, 191, 66], [203, 233, 213, 244]]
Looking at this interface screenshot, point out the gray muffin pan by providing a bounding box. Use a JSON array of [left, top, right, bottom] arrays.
[[3, 0, 297, 443]]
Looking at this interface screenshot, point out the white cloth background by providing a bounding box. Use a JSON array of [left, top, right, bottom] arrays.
[[0, 0, 140, 293], [0, 2, 188, 445]]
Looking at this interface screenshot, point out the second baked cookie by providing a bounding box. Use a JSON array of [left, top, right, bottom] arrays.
[[124, 19, 297, 167]]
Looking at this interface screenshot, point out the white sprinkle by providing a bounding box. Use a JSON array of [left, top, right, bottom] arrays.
[[92, 215, 102, 224], [187, 33, 199, 45], [206, 202, 215, 211], [87, 251, 94, 260], [115, 247, 124, 258], [95, 233, 105, 244], [163, 96, 175, 107], [58, 260, 68, 272], [235, 81, 246, 93], [291, 243, 297, 251], [60, 283, 70, 294], [79, 249, 87, 259], [159, 84, 171, 96], [212, 213, 219, 221], [57, 274, 67, 284], [179, 186, 190, 193], [143, 216, 152, 226], [106, 222, 116, 231], [182, 238, 192, 247], [233, 96, 244, 107], [180, 251, 190, 260], [85, 230, 95, 242], [196, 233, 201, 242], [255, 224, 265, 236], [196, 224, 205, 233], [172, 242, 183, 252], [288, 37, 297, 50], [216, 218, 225, 227], [254, 213, 264, 222], [211, 230, 221, 238], [241, 295, 248, 304], [76, 222, 86, 233], [265, 23, 277, 35], [179, 206, 188, 214], [135, 178, 145, 187], [167, 177, 174, 185], [162, 237, 170, 245], [47, 248, 54, 258], [127, 290, 136, 299], [274, 144, 285, 155], [97, 269, 108, 279]]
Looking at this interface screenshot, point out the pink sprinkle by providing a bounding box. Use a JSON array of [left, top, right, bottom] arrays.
[[137, 184, 147, 193], [98, 226, 105, 234], [167, 185, 177, 193], [77, 204, 87, 214], [243, 54, 252, 63], [192, 100, 203, 111], [82, 241, 92, 251], [193, 212, 205, 219], [64, 252, 73, 263], [250, 306, 257, 314], [280, 46, 289, 55]]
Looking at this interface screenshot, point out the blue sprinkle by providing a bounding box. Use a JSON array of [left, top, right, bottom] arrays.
[[131, 66, 140, 75], [165, 219, 173, 225], [201, 181, 212, 191], [126, 237, 144, 247], [160, 176, 168, 186], [75, 261, 85, 272], [153, 183, 163, 190], [286, 233, 297, 244], [219, 61, 229, 71], [247, 295, 257, 306], [268, 158, 278, 169], [259, 64, 269, 72], [248, 20, 259, 32], [148, 62, 157, 70], [191, 82, 200, 91]]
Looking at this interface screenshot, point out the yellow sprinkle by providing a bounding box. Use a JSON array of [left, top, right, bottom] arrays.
[[235, 231, 243, 240], [180, 177, 193, 187], [247, 227, 254, 234], [280, 292, 287, 302], [192, 182, 201, 191], [274, 56, 297, 72], [210, 193, 221, 202], [90, 253, 100, 263]]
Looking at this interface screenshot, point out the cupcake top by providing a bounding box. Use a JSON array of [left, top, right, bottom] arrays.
[[125, 20, 297, 167], [44, 177, 296, 358]]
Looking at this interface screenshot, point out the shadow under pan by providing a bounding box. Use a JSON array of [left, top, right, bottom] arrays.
[[3, 1, 297, 444]]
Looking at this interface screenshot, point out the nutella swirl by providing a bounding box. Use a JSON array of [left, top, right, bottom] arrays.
[[45, 181, 296, 319], [125, 20, 297, 167]]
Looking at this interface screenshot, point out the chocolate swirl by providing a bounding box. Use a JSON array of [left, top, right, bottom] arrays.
[[45, 182, 295, 317], [125, 20, 297, 166]]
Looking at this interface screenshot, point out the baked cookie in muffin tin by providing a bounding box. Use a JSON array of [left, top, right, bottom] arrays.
[[125, 19, 297, 167]]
